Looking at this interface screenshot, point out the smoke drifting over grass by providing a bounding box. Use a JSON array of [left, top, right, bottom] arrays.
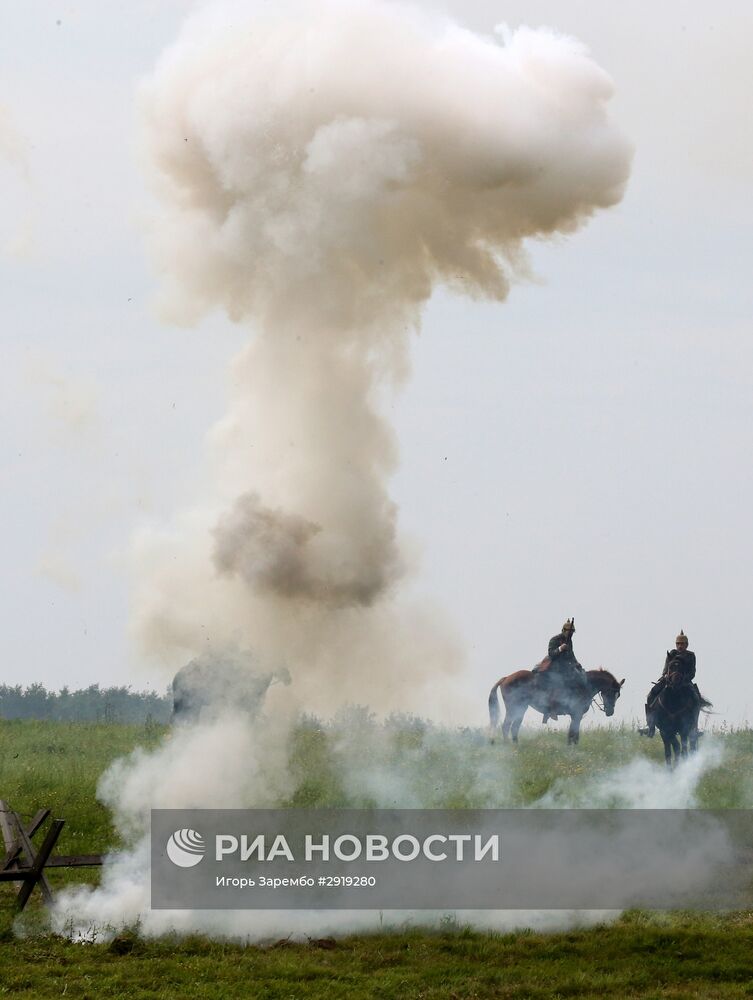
[[52, 717, 732, 941], [56, 0, 637, 940]]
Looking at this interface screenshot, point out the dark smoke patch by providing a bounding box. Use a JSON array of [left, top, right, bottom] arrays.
[[213, 492, 321, 595], [212, 492, 400, 607]]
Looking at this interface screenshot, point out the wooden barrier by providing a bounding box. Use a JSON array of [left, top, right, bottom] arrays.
[[0, 800, 103, 911]]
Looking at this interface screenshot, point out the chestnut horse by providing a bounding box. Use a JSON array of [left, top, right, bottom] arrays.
[[488, 668, 625, 745]]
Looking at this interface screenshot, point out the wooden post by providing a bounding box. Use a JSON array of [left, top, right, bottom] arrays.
[[0, 800, 103, 910], [2, 809, 51, 873], [11, 810, 55, 904], [16, 819, 64, 911], [27, 809, 52, 838], [0, 800, 15, 855]]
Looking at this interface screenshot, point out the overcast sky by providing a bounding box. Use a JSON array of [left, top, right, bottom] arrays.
[[2, 1, 752, 725]]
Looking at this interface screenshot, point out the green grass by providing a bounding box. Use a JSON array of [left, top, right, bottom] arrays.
[[2, 719, 753, 997], [0, 719, 164, 859], [2, 914, 753, 998]]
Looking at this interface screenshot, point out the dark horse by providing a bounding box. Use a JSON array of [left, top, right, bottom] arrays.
[[652, 670, 710, 767], [488, 668, 625, 745]]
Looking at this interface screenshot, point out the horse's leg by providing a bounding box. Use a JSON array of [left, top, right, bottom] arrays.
[[568, 714, 582, 745], [690, 711, 700, 752], [670, 734, 681, 767], [511, 708, 526, 744], [660, 732, 672, 767], [488, 682, 501, 744], [680, 732, 689, 759], [499, 692, 518, 743], [501, 709, 511, 742]]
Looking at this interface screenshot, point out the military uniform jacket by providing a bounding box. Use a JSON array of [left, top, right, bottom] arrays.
[[662, 648, 696, 681], [547, 633, 582, 670]]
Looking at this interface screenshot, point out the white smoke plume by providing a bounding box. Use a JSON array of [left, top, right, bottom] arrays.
[[131, 0, 632, 719], [54, 0, 636, 940]]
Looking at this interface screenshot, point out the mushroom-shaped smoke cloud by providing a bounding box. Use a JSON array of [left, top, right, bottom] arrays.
[[134, 0, 631, 714]]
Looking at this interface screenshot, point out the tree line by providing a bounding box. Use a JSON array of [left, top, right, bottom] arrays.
[[0, 683, 172, 723]]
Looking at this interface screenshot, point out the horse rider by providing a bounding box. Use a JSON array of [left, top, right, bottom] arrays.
[[534, 618, 589, 722], [642, 630, 701, 738]]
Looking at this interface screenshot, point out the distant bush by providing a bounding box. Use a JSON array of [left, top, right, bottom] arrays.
[[0, 683, 171, 724]]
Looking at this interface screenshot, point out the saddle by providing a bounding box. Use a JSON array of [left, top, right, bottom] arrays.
[[531, 656, 585, 723], [532, 656, 553, 674], [668, 671, 710, 704], [656, 674, 699, 716], [532, 657, 570, 722]]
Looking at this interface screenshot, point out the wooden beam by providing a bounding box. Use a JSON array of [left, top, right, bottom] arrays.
[[44, 854, 103, 868], [0, 803, 103, 906], [1, 846, 22, 872], [0, 870, 28, 883], [11, 810, 55, 904], [16, 819, 64, 911], [0, 854, 103, 876], [1, 809, 52, 872], [27, 809, 51, 838], [0, 801, 16, 855]]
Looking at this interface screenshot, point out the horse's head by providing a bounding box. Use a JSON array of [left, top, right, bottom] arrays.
[[666, 670, 685, 690], [588, 669, 625, 717]]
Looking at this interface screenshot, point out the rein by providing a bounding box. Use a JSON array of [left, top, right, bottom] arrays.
[[588, 673, 619, 714], [592, 691, 607, 713], [591, 687, 618, 714]]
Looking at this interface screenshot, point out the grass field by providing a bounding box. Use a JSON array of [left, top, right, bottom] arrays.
[[2, 718, 753, 998]]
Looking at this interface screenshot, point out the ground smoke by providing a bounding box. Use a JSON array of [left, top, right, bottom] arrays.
[[50, 717, 730, 940]]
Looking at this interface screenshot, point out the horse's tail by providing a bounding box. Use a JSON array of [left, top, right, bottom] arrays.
[[488, 680, 502, 729]]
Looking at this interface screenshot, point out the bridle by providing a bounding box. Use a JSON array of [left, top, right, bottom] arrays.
[[592, 691, 607, 713], [591, 681, 619, 715]]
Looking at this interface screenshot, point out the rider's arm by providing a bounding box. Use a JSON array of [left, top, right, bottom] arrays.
[[548, 636, 563, 658], [685, 652, 696, 680]]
